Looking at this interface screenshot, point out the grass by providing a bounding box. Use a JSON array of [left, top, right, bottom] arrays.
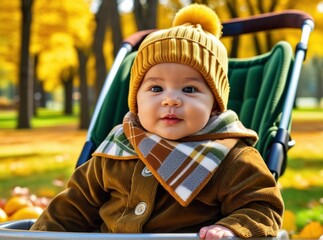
[[292, 108, 323, 121], [0, 107, 79, 128], [0, 107, 322, 233], [0, 167, 74, 198], [280, 157, 323, 229], [0, 107, 84, 198], [279, 108, 323, 230]]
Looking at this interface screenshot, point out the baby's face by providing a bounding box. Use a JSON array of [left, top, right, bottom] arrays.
[[136, 63, 216, 140]]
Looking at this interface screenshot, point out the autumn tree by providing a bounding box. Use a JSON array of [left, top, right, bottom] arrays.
[[32, 0, 95, 128], [36, 33, 78, 115], [1, 0, 38, 128]]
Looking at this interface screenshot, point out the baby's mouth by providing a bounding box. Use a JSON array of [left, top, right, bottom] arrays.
[[161, 114, 182, 124]]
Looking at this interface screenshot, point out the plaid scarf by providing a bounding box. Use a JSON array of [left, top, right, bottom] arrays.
[[94, 110, 258, 206]]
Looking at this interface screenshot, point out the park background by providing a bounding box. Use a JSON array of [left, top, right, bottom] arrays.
[[0, 0, 322, 238]]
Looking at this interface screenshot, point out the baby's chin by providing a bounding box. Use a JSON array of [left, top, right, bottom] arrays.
[[155, 132, 188, 141]]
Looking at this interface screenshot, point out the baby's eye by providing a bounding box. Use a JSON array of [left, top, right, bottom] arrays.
[[182, 86, 197, 93], [150, 86, 163, 92]]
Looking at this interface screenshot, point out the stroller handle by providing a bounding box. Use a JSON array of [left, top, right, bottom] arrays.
[[122, 10, 314, 48], [222, 10, 314, 36]]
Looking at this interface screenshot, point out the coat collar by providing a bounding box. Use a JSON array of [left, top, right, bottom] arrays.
[[93, 111, 258, 206]]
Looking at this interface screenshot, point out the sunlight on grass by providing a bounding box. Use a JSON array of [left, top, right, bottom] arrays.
[[0, 153, 75, 178], [0, 145, 79, 198], [0, 108, 86, 198], [280, 157, 323, 188], [281, 183, 323, 229], [0, 108, 79, 129], [292, 108, 323, 121], [279, 109, 323, 232], [0, 167, 74, 199]]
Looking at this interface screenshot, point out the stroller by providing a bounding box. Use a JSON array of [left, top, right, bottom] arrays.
[[0, 9, 314, 240]]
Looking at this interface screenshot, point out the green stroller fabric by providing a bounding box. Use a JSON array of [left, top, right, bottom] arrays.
[[228, 41, 293, 158], [90, 41, 293, 160], [90, 51, 136, 148]]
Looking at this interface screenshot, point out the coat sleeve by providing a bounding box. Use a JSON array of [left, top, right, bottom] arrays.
[[214, 145, 284, 238], [30, 156, 109, 232]]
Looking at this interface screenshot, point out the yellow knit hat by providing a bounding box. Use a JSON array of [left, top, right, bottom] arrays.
[[128, 4, 229, 113]]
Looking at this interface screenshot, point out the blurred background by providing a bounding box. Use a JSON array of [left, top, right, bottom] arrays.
[[0, 0, 322, 126], [0, 0, 322, 238]]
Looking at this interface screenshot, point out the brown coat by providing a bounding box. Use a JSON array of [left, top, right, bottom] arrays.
[[31, 141, 283, 238]]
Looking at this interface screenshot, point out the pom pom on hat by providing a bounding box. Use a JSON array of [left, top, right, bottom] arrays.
[[173, 3, 222, 38], [128, 4, 229, 114]]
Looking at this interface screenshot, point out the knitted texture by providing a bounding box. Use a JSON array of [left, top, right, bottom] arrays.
[[128, 4, 229, 113]]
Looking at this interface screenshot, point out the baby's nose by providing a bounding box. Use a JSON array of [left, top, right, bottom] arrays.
[[162, 93, 182, 106]]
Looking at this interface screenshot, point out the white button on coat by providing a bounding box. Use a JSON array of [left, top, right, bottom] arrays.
[[141, 166, 153, 177], [134, 202, 147, 215]]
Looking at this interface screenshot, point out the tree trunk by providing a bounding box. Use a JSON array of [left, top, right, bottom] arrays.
[[33, 54, 39, 116], [76, 48, 90, 130], [39, 81, 47, 108], [257, 0, 278, 52], [107, 0, 123, 58], [93, 0, 109, 100], [230, 36, 239, 58], [133, 0, 158, 30], [63, 77, 73, 115], [225, 0, 240, 58], [17, 0, 33, 129], [312, 57, 323, 106], [245, 0, 262, 55]]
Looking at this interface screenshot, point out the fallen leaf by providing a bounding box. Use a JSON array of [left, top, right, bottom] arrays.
[[294, 221, 323, 239], [282, 210, 297, 233]]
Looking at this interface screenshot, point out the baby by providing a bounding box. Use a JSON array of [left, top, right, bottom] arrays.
[[31, 4, 284, 239]]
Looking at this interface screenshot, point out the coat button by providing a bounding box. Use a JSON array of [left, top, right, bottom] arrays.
[[134, 202, 147, 215], [141, 166, 153, 177]]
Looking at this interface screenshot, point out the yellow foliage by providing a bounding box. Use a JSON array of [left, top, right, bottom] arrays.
[[121, 12, 137, 38], [0, 0, 21, 84], [0, 0, 95, 87], [157, 4, 177, 29], [32, 0, 95, 51], [30, 0, 95, 90], [36, 33, 78, 91], [86, 54, 96, 87], [282, 210, 297, 233], [293, 222, 323, 239], [104, 29, 114, 71]]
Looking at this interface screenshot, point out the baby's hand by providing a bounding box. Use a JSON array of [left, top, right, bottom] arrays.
[[199, 224, 235, 239]]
